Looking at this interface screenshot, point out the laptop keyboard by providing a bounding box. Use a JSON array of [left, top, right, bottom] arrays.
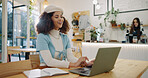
[[80, 70, 88, 73], [77, 68, 90, 74], [86, 65, 92, 68]]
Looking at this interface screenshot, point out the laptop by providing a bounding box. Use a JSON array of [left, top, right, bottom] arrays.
[[69, 47, 121, 76]]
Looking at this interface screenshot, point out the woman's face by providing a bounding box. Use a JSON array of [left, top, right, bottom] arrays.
[[133, 19, 138, 27], [51, 11, 64, 30]]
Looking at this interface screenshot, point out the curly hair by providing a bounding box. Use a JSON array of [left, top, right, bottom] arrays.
[[36, 12, 70, 34]]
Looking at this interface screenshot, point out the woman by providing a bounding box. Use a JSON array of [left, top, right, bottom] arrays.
[[128, 17, 144, 43], [36, 5, 93, 68]]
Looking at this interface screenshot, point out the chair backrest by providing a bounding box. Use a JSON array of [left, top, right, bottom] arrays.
[[29, 54, 40, 69], [7, 46, 21, 54], [0, 60, 32, 77]]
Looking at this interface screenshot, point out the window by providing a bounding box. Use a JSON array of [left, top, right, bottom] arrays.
[[0, 1, 2, 62]]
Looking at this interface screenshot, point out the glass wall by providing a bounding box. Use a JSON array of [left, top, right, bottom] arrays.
[[7, 1, 13, 46], [30, 14, 38, 48], [0, 1, 2, 62], [0, 0, 39, 62], [8, 0, 38, 48], [0, 0, 11, 62], [13, 6, 27, 47], [29, 5, 39, 48], [13, 6, 38, 48]]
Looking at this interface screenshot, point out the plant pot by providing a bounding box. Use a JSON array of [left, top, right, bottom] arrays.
[[91, 37, 96, 42], [111, 21, 117, 27], [120, 23, 125, 30], [111, 23, 117, 27]]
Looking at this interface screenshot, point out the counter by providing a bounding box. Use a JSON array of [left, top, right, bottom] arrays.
[[82, 42, 148, 60]]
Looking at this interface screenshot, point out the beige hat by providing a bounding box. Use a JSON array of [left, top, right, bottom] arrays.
[[44, 5, 63, 13]]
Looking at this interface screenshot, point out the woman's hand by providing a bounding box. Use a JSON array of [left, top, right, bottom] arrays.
[[87, 59, 95, 66], [69, 57, 89, 68], [75, 57, 89, 67]]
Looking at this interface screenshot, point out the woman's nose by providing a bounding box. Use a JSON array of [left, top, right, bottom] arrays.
[[59, 18, 63, 21]]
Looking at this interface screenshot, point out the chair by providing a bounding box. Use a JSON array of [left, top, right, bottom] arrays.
[[29, 54, 40, 69], [7, 46, 21, 62], [0, 60, 32, 77], [72, 41, 82, 58]]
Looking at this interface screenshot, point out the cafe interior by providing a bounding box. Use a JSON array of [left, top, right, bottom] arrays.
[[0, 0, 148, 78]]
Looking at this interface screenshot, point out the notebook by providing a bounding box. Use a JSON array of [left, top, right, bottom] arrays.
[[23, 68, 69, 78], [69, 47, 121, 76]]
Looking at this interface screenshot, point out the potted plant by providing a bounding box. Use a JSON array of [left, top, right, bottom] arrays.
[[90, 27, 98, 42], [99, 7, 119, 27], [120, 23, 125, 30], [110, 20, 117, 26]]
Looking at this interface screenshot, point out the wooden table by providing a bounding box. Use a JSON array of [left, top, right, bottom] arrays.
[[16, 36, 36, 47], [8, 48, 36, 60], [6, 59, 148, 78]]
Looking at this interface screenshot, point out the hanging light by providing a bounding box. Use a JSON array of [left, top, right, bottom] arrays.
[[30, 0, 37, 5], [96, 3, 101, 9], [43, 0, 48, 9], [93, 0, 97, 5], [93, 0, 100, 9]]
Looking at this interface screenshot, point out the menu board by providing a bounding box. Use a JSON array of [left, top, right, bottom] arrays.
[[113, 0, 148, 13]]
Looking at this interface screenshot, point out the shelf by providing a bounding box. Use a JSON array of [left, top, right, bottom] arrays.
[[16, 36, 36, 39], [16, 36, 26, 39], [112, 26, 120, 28], [72, 28, 79, 30], [112, 25, 148, 28], [74, 34, 83, 36], [142, 25, 148, 27], [112, 25, 131, 28], [72, 25, 84, 47], [125, 26, 131, 28], [72, 26, 79, 30], [72, 41, 83, 42]]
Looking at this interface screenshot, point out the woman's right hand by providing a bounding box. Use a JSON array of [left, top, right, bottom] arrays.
[[69, 57, 89, 68], [75, 57, 89, 67]]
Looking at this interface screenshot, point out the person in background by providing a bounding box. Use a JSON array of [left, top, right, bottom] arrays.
[[36, 5, 93, 68], [127, 17, 144, 43]]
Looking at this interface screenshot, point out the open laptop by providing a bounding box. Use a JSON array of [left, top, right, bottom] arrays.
[[69, 47, 121, 76]]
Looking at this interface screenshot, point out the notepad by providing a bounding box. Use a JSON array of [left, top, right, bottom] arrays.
[[23, 68, 69, 78]]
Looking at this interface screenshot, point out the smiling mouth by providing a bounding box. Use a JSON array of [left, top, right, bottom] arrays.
[[58, 22, 63, 25]]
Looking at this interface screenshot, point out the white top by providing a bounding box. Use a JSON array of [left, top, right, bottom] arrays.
[[40, 29, 78, 68]]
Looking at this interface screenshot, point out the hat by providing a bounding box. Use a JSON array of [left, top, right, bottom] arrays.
[[44, 5, 63, 13]]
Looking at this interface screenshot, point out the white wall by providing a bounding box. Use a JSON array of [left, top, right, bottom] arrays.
[[47, 0, 148, 42]]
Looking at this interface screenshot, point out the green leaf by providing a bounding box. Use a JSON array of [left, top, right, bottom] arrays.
[[98, 16, 102, 20]]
